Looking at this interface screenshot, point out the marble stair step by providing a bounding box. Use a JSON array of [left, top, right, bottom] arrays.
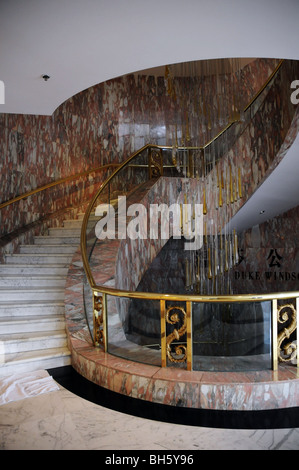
[[19, 244, 79, 254], [0, 212, 85, 377], [34, 235, 80, 245], [5, 253, 73, 264], [0, 315, 66, 334], [0, 287, 65, 301], [0, 274, 66, 288], [0, 330, 68, 354], [48, 227, 82, 237], [63, 219, 83, 228], [78, 216, 98, 223], [0, 264, 69, 275], [0, 347, 71, 377], [0, 300, 65, 317], [77, 211, 96, 218]]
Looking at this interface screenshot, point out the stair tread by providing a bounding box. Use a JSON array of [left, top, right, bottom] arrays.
[[0, 347, 71, 364], [0, 286, 65, 291], [50, 228, 81, 232], [35, 235, 80, 238], [0, 314, 65, 323], [0, 330, 67, 341], [0, 298, 65, 303], [21, 244, 79, 247], [0, 274, 67, 279], [6, 253, 73, 257], [0, 263, 71, 267], [0, 299, 65, 307]]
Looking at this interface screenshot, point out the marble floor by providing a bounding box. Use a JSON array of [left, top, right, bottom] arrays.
[[1, 367, 299, 451]]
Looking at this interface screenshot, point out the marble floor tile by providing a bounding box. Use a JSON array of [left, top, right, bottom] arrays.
[[1, 377, 299, 450]]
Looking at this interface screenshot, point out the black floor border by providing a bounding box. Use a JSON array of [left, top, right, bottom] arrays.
[[48, 365, 299, 430]]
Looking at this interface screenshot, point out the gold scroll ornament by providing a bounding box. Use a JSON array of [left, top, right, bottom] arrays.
[[166, 306, 187, 363], [149, 149, 163, 179], [93, 293, 105, 349], [277, 303, 297, 363]]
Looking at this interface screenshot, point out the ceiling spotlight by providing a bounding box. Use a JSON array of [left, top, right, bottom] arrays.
[[42, 74, 50, 81], [260, 210, 265, 214]]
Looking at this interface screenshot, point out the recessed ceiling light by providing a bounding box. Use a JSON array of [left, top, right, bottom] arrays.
[[260, 210, 265, 214]]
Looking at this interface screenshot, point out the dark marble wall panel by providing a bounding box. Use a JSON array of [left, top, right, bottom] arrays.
[[232, 204, 299, 294]]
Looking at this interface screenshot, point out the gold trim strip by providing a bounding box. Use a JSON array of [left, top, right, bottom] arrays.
[[160, 300, 166, 367], [90, 286, 299, 303], [0, 163, 119, 210], [102, 292, 108, 353], [186, 301, 192, 371], [271, 299, 278, 371], [243, 59, 284, 112], [93, 291, 108, 351]]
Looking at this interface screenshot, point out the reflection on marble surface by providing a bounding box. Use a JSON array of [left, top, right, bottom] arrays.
[[1, 374, 299, 450]]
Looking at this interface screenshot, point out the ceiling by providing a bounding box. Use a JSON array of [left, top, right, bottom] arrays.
[[1, 0, 299, 116], [1, 0, 299, 231]]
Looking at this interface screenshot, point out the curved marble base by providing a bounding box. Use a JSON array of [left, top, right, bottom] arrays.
[[64, 247, 299, 412]]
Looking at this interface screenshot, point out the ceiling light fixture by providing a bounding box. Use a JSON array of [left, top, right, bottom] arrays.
[[42, 74, 50, 81]]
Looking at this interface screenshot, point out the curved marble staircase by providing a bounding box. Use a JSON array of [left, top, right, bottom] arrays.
[[0, 214, 85, 377]]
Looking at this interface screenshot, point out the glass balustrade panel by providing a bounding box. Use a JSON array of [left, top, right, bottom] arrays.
[[192, 300, 272, 371], [107, 294, 162, 367]]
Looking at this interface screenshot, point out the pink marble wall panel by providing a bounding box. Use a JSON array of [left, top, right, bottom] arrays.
[[198, 60, 299, 238], [103, 58, 299, 299], [0, 58, 280, 248]]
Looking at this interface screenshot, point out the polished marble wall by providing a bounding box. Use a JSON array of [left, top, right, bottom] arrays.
[[0, 59, 280, 247], [199, 60, 299, 239]]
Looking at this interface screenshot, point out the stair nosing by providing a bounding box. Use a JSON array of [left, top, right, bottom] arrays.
[[0, 330, 67, 342], [0, 314, 66, 322], [0, 347, 71, 365], [0, 286, 65, 290], [0, 300, 65, 307]]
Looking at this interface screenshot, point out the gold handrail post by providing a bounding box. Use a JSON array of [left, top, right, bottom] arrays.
[[271, 298, 278, 371], [186, 300, 193, 371], [93, 291, 108, 352], [102, 293, 108, 352], [160, 299, 166, 367]]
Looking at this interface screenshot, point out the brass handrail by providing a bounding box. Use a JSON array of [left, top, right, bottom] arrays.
[[243, 59, 284, 112], [88, 284, 299, 303], [0, 163, 120, 211]]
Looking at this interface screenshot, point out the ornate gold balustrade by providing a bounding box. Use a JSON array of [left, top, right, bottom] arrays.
[[91, 289, 298, 372]]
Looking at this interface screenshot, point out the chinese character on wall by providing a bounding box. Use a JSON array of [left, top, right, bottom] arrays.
[[267, 249, 283, 268]]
